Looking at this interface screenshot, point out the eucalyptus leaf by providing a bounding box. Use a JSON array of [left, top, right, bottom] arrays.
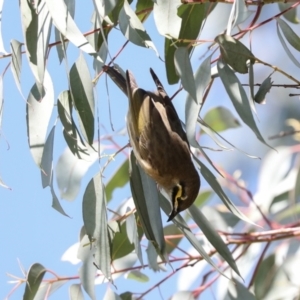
[[129, 151, 166, 259], [23, 263, 47, 300], [70, 53, 95, 145], [215, 34, 255, 74], [119, 0, 158, 55], [217, 59, 271, 148]]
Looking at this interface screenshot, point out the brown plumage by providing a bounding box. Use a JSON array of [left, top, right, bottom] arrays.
[[126, 69, 200, 221]]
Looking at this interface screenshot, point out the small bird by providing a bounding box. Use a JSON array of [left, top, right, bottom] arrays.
[[105, 66, 200, 221]]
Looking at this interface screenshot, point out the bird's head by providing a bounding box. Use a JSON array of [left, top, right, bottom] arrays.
[[167, 173, 200, 221]]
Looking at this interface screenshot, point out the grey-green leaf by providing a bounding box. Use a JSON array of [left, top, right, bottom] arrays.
[[196, 157, 255, 224], [106, 158, 129, 202], [276, 22, 300, 68], [82, 173, 111, 280], [185, 55, 212, 148], [174, 47, 197, 102], [119, 0, 158, 55], [277, 18, 300, 52], [227, 279, 256, 300], [26, 70, 54, 167], [188, 205, 241, 277], [41, 123, 56, 188], [45, 0, 96, 54], [254, 76, 272, 104], [129, 151, 166, 259], [203, 106, 240, 132], [23, 263, 47, 300], [10, 39, 23, 97], [215, 34, 255, 74], [217, 59, 270, 148], [125, 270, 149, 282], [70, 53, 95, 145], [69, 284, 84, 300]]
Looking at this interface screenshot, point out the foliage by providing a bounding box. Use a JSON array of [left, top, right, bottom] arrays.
[[2, 1, 300, 299]]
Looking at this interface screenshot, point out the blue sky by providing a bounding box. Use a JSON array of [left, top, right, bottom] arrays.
[[1, 2, 299, 299]]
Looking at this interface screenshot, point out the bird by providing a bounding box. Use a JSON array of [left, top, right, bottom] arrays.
[[104, 66, 200, 221]]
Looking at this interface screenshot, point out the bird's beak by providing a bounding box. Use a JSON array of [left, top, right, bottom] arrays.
[[167, 208, 178, 222]]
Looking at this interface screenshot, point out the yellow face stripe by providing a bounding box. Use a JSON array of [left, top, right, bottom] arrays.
[[174, 183, 187, 212]]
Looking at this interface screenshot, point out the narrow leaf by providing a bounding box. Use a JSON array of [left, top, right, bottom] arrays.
[[41, 123, 56, 188], [23, 263, 47, 300], [174, 47, 197, 102], [46, 0, 96, 54], [69, 284, 84, 300], [185, 55, 212, 148], [129, 151, 166, 259], [10, 39, 24, 98], [82, 173, 111, 280], [254, 76, 272, 104], [70, 53, 95, 145], [188, 205, 241, 276], [203, 106, 240, 132], [106, 158, 129, 202], [215, 34, 255, 74], [119, 0, 158, 55], [125, 270, 149, 282], [26, 70, 54, 167], [217, 59, 271, 148], [276, 21, 300, 68], [196, 157, 255, 224]]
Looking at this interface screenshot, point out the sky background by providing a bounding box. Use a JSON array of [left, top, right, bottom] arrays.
[[1, 2, 299, 300]]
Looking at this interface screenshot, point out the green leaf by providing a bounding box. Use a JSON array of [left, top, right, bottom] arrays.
[[203, 106, 240, 132], [69, 284, 84, 300], [217, 59, 271, 148], [196, 157, 255, 225], [174, 47, 197, 102], [26, 70, 54, 167], [188, 205, 241, 277], [215, 34, 255, 74], [276, 22, 300, 68], [227, 279, 256, 300], [254, 254, 276, 299], [20, 0, 52, 92], [10, 39, 23, 97], [136, 0, 153, 22], [70, 53, 95, 145], [119, 0, 158, 55], [177, 4, 206, 41], [120, 292, 134, 300], [153, 0, 182, 38], [45, 0, 96, 53], [158, 194, 227, 277], [104, 288, 122, 300], [78, 235, 97, 300], [82, 173, 111, 280], [41, 124, 56, 188], [254, 76, 272, 104], [129, 151, 166, 259], [106, 158, 129, 202], [111, 221, 135, 260], [125, 270, 149, 282], [126, 212, 143, 264], [277, 18, 300, 51], [185, 55, 212, 147], [33, 280, 68, 300], [278, 3, 300, 24], [23, 263, 47, 300], [165, 39, 180, 84], [55, 145, 98, 201], [164, 224, 183, 254]]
